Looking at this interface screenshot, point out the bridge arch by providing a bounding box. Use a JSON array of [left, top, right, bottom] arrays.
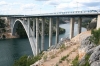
[[12, 19, 36, 55]]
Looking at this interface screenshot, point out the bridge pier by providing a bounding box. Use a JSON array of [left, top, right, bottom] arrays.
[[41, 18, 45, 51], [70, 17, 74, 39], [36, 17, 39, 55], [97, 15, 100, 29], [78, 17, 82, 34], [33, 18, 36, 37], [10, 18, 17, 36], [55, 17, 59, 44], [28, 18, 30, 37], [49, 17, 53, 47]]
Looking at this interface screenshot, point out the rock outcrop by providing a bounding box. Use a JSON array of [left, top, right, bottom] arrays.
[[78, 36, 95, 66], [79, 35, 100, 66], [89, 45, 100, 66], [87, 18, 97, 30]]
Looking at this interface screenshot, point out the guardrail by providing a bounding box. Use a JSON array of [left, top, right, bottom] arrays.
[[32, 10, 100, 16]]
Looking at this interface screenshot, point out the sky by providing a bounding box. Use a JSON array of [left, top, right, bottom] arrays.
[[0, 0, 100, 15]]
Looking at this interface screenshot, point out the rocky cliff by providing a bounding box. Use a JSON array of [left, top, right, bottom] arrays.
[[87, 18, 97, 30], [79, 35, 100, 66]]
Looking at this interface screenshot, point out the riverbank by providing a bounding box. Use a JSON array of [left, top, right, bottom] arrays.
[[0, 33, 18, 39], [31, 31, 91, 66]]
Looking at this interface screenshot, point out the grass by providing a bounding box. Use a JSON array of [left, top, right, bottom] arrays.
[[72, 55, 79, 66], [72, 54, 90, 66], [61, 56, 67, 61], [81, 54, 90, 66]]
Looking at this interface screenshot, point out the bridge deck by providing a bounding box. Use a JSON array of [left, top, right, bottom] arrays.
[[0, 10, 100, 18]]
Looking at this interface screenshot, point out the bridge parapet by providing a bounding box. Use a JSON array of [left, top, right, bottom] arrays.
[[34, 10, 99, 16]]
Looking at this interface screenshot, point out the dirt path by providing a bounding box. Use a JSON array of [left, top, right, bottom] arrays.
[[40, 43, 79, 66]]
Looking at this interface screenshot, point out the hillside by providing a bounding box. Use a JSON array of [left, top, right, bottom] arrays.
[[31, 31, 91, 66]]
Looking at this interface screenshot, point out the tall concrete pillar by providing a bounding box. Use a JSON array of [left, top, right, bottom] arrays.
[[97, 15, 100, 29], [55, 17, 59, 44], [33, 18, 36, 37], [36, 17, 39, 55], [28, 18, 30, 37], [41, 17, 45, 51], [78, 17, 82, 34], [10, 18, 14, 35], [49, 17, 53, 47], [70, 17, 74, 39]]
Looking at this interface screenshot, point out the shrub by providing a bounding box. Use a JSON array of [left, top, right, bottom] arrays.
[[61, 56, 67, 61], [13, 53, 43, 66], [72, 54, 90, 66], [80, 54, 90, 66], [13, 55, 27, 66], [90, 28, 100, 45], [72, 55, 79, 66]]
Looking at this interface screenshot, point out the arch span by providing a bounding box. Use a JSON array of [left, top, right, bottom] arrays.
[[12, 19, 36, 55]]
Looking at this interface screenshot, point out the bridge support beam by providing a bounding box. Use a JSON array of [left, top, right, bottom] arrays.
[[97, 15, 100, 29], [70, 17, 74, 39], [36, 17, 39, 55], [28, 18, 30, 37], [41, 18, 45, 51], [49, 17, 53, 47], [55, 17, 59, 44], [78, 17, 82, 34], [33, 18, 36, 37], [10, 18, 16, 36]]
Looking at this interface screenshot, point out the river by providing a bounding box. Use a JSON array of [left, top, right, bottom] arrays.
[[0, 23, 86, 66]]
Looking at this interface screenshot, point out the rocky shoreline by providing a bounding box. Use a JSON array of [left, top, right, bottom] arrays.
[[0, 33, 18, 39]]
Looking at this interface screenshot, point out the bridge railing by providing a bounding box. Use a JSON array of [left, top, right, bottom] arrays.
[[33, 10, 100, 16]]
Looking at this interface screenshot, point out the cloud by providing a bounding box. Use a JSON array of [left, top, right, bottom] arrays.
[[0, 0, 100, 14], [35, 0, 49, 1], [82, 2, 100, 7], [0, 1, 8, 6], [44, 0, 60, 5], [21, 3, 37, 10]]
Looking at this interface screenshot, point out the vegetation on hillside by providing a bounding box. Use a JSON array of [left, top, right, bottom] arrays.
[[0, 19, 5, 28], [72, 54, 90, 66], [13, 52, 43, 66], [90, 28, 100, 45]]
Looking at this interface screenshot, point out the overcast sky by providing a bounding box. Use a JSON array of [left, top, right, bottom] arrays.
[[0, 0, 100, 15]]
